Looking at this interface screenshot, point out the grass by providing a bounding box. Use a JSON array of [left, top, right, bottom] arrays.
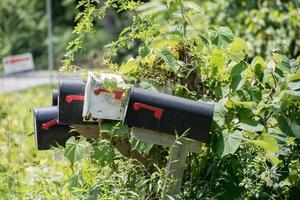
[[0, 85, 74, 199]]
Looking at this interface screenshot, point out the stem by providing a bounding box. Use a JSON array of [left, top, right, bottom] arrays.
[[179, 0, 187, 37]]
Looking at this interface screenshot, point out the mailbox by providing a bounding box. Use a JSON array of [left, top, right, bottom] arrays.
[[33, 106, 79, 150], [82, 73, 127, 121], [52, 89, 58, 106], [124, 88, 214, 142], [58, 78, 97, 125]]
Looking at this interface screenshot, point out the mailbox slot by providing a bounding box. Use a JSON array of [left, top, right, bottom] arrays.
[[33, 106, 79, 150], [124, 88, 214, 142], [82, 73, 127, 121]]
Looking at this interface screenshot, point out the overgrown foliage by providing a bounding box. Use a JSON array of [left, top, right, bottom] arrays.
[[61, 0, 300, 199], [1, 0, 300, 199]]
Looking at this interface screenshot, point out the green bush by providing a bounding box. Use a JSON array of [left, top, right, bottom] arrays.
[[62, 0, 300, 199]]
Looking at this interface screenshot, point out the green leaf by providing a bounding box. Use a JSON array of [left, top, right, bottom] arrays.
[[68, 169, 84, 188], [197, 32, 209, 46], [103, 78, 118, 91], [236, 107, 254, 120], [130, 136, 153, 154], [65, 137, 89, 165], [138, 44, 150, 57], [91, 142, 115, 167], [230, 62, 248, 91], [209, 49, 226, 75], [226, 100, 254, 109], [250, 133, 279, 154], [273, 53, 291, 73], [251, 56, 265, 82], [213, 101, 228, 127], [227, 37, 248, 62], [208, 26, 234, 47], [277, 116, 293, 137], [248, 87, 262, 102], [289, 120, 300, 139], [288, 82, 300, 91], [251, 56, 265, 67], [289, 72, 300, 82], [238, 120, 264, 132], [284, 90, 300, 97], [157, 48, 178, 68], [119, 58, 139, 75], [101, 122, 129, 137], [217, 130, 243, 158]]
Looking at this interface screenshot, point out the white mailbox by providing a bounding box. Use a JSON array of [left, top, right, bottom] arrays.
[[82, 73, 128, 121]]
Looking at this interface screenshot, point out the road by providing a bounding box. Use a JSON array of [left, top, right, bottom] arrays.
[[0, 70, 79, 94]]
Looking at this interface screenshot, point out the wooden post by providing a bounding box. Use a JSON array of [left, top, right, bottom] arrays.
[[131, 127, 202, 198], [163, 138, 189, 197]]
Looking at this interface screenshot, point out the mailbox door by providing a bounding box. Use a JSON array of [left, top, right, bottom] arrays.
[[124, 88, 214, 142], [33, 106, 79, 150], [58, 78, 97, 125], [83, 74, 126, 121]]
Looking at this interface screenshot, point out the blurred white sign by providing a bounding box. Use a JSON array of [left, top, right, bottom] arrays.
[[2, 53, 35, 74]]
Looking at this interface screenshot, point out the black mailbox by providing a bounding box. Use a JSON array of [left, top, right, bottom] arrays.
[[52, 89, 58, 106], [124, 88, 214, 142], [58, 78, 97, 125], [33, 106, 79, 150]]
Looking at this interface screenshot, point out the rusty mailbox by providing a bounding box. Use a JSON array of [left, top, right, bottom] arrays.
[[82, 73, 128, 121]]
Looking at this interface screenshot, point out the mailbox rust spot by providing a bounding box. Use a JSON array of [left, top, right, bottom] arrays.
[[84, 112, 92, 120], [93, 87, 123, 100]]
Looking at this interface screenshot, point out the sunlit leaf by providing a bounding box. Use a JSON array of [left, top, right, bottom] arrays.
[[250, 133, 279, 154], [289, 72, 300, 82], [103, 78, 118, 91], [209, 49, 226, 73], [228, 37, 248, 62], [119, 58, 139, 75]]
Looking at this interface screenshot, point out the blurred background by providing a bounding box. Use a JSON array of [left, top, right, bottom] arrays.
[[0, 0, 133, 71], [1, 0, 299, 73]]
